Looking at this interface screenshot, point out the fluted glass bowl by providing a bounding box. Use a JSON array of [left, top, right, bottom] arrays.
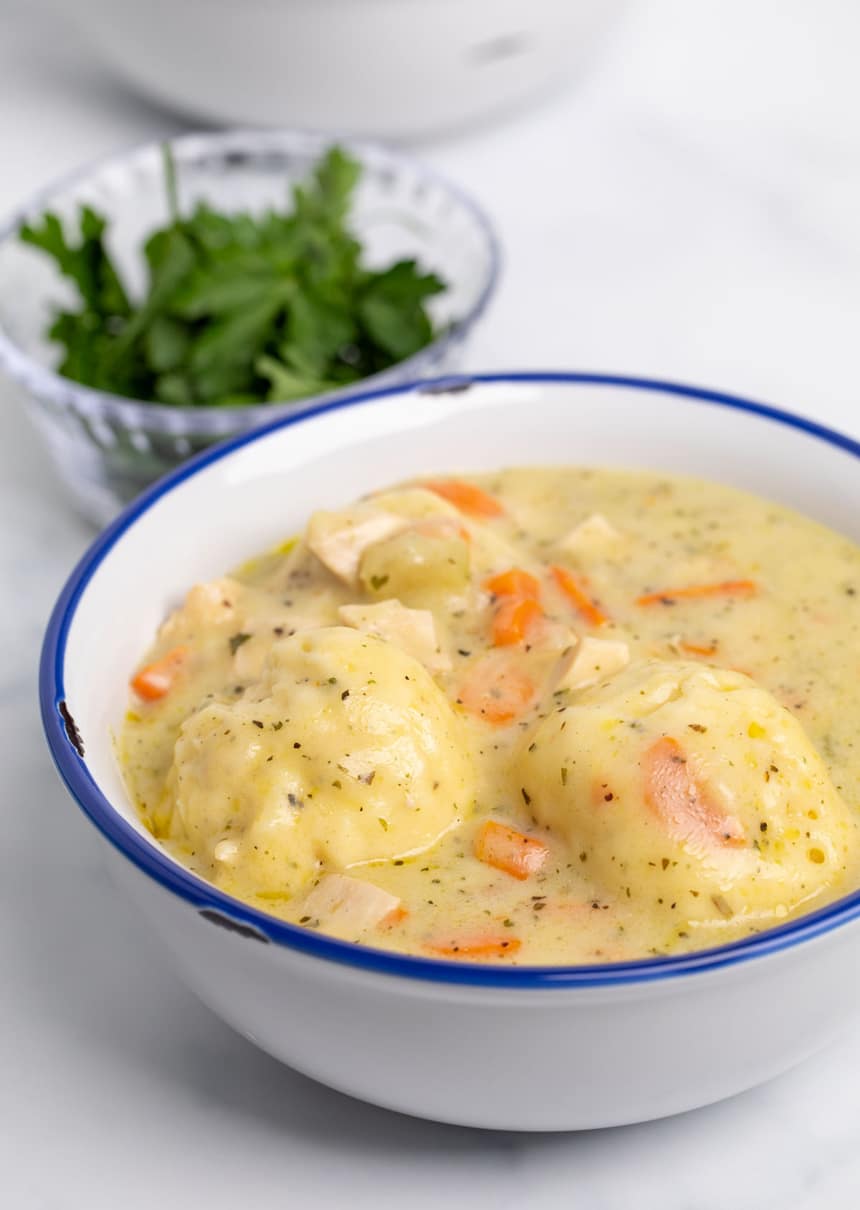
[[0, 130, 499, 526]]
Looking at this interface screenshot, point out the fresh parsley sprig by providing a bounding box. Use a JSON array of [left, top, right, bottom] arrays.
[[20, 146, 447, 408]]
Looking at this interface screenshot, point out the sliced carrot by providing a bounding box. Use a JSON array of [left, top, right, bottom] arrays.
[[425, 934, 522, 959], [491, 596, 543, 646], [458, 654, 536, 724], [484, 568, 540, 599], [474, 820, 549, 880], [131, 646, 189, 701], [550, 564, 609, 628], [679, 640, 719, 657], [637, 580, 758, 607], [643, 736, 746, 849], [379, 904, 409, 928], [484, 568, 544, 647], [423, 479, 504, 518]]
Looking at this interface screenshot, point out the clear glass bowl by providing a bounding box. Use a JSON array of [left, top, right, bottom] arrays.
[[0, 130, 500, 526]]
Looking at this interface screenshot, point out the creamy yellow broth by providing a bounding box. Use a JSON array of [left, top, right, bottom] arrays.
[[120, 468, 860, 963]]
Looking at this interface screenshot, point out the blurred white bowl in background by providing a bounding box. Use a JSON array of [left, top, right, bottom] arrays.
[[56, 0, 630, 139]]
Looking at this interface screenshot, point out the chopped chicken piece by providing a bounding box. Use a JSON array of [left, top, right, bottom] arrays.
[[232, 613, 321, 681], [556, 635, 630, 691], [339, 599, 451, 672], [307, 506, 407, 585], [158, 578, 242, 641], [299, 874, 401, 935], [558, 513, 624, 559], [213, 838, 240, 864]]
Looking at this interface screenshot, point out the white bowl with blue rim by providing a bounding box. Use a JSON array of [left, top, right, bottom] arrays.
[[41, 373, 860, 1131]]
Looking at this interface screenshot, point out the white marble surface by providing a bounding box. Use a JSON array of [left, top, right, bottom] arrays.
[[2, 1, 860, 1205]]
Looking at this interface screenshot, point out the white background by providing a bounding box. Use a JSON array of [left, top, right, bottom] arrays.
[[2, 1, 860, 1206]]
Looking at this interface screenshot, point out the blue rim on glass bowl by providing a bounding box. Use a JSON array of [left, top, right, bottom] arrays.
[[40, 370, 860, 990], [0, 129, 501, 527]]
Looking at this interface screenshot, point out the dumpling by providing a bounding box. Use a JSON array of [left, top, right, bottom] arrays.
[[357, 485, 523, 606], [165, 626, 473, 897], [515, 659, 856, 941], [357, 491, 473, 603]]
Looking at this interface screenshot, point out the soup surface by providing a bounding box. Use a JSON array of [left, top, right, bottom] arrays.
[[120, 468, 860, 963]]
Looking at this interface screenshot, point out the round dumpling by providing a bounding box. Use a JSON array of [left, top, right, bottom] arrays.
[[516, 659, 856, 942], [166, 626, 473, 896]]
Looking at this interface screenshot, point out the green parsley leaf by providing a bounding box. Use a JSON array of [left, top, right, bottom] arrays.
[[20, 146, 447, 412]]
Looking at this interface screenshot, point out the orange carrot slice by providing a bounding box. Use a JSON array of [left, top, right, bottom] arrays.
[[131, 646, 189, 701], [424, 479, 504, 518], [474, 820, 549, 880], [679, 640, 719, 657], [458, 654, 536, 724], [550, 564, 609, 628], [425, 934, 522, 959], [643, 736, 746, 849], [637, 580, 757, 607], [379, 904, 409, 928], [484, 568, 540, 599], [491, 596, 543, 647]]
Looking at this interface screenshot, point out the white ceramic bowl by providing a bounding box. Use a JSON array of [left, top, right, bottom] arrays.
[[41, 374, 860, 1131], [57, 0, 630, 139]]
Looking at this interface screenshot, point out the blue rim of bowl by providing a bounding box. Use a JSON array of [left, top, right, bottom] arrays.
[[40, 372, 860, 989], [0, 128, 501, 425]]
